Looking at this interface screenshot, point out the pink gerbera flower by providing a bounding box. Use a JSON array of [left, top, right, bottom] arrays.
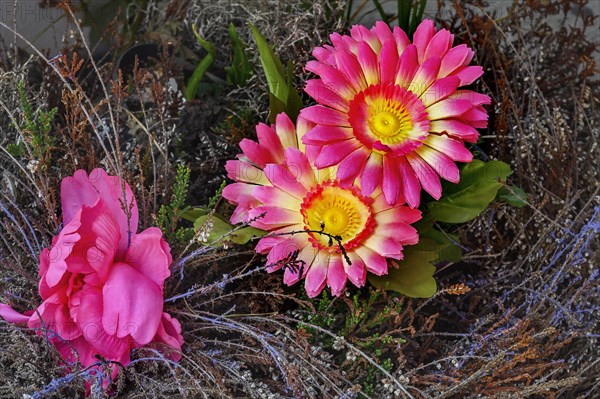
[[301, 19, 490, 207], [223, 113, 421, 297]]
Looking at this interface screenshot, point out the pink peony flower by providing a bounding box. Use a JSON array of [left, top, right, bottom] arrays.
[[301, 19, 490, 207], [223, 113, 421, 297], [0, 169, 183, 387]]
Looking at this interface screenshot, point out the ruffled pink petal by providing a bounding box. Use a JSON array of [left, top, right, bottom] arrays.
[[124, 227, 171, 288], [415, 147, 460, 183], [425, 134, 473, 162], [0, 304, 32, 324], [305, 79, 349, 112], [412, 19, 435, 62], [382, 155, 402, 205], [63, 169, 138, 255], [355, 246, 390, 275], [397, 156, 421, 208], [46, 218, 81, 287], [152, 312, 184, 361], [314, 139, 361, 169], [360, 152, 383, 197], [102, 262, 163, 345], [305, 256, 328, 298], [77, 285, 132, 359], [54, 335, 98, 368], [326, 255, 347, 296], [405, 153, 443, 199]]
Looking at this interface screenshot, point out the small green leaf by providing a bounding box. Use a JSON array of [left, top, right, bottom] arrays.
[[249, 23, 302, 123], [428, 160, 513, 224], [180, 207, 210, 222], [193, 213, 265, 246], [497, 185, 528, 208], [225, 22, 252, 85], [368, 240, 437, 298]]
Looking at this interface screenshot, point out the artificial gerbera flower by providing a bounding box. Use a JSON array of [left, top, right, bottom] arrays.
[[223, 113, 421, 297], [301, 19, 490, 207]]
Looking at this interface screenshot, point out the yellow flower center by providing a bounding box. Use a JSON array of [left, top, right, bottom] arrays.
[[367, 98, 413, 145], [301, 182, 374, 251]]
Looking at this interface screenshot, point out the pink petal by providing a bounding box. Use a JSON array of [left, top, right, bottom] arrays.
[[46, 218, 81, 287], [374, 204, 422, 225], [382, 155, 402, 205], [125, 227, 172, 287], [439, 44, 473, 78], [350, 25, 380, 53], [336, 147, 370, 184], [376, 222, 419, 246], [102, 262, 163, 345], [424, 28, 454, 60], [239, 138, 275, 168], [284, 147, 317, 190], [425, 134, 473, 162], [300, 107, 349, 127], [415, 147, 460, 183], [420, 76, 461, 108], [335, 49, 367, 91], [274, 113, 299, 150], [283, 245, 315, 286], [153, 313, 184, 361], [357, 41, 380, 85], [60, 169, 98, 225], [254, 186, 300, 210], [430, 119, 480, 143], [398, 156, 421, 208], [345, 252, 367, 287], [379, 39, 400, 83], [266, 236, 306, 271], [355, 246, 389, 275], [314, 140, 361, 169], [453, 65, 484, 85], [360, 152, 383, 196], [256, 123, 285, 162], [449, 90, 491, 105], [225, 160, 268, 185], [374, 20, 394, 44], [301, 125, 353, 144], [409, 57, 441, 97], [395, 44, 419, 87], [392, 26, 411, 53], [0, 304, 32, 324], [427, 98, 473, 120], [311, 63, 356, 100], [305, 79, 349, 112], [264, 164, 307, 199], [327, 255, 347, 296], [413, 19, 436, 62], [305, 256, 328, 298], [406, 153, 443, 199], [362, 234, 404, 260], [78, 285, 132, 358], [249, 205, 303, 229]]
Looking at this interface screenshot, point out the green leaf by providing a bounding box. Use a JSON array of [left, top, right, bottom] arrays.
[[193, 213, 265, 246], [249, 23, 302, 123], [180, 207, 210, 222], [368, 240, 437, 298], [497, 185, 528, 208], [428, 160, 513, 224], [225, 22, 252, 85]]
